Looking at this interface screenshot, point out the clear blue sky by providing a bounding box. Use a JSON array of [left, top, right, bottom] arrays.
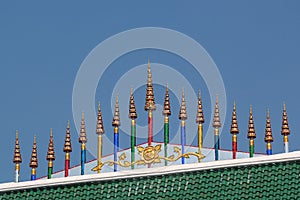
[[0, 1, 300, 182]]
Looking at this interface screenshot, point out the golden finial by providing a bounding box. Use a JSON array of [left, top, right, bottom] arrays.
[[179, 88, 187, 120], [13, 130, 22, 164], [247, 105, 256, 139], [196, 90, 204, 124], [79, 112, 87, 143], [112, 96, 121, 127], [64, 120, 72, 153], [29, 135, 38, 168], [230, 101, 239, 134], [96, 101, 105, 135], [264, 109, 274, 143], [212, 95, 221, 128], [47, 128, 55, 161], [129, 89, 138, 119], [281, 102, 290, 136], [162, 84, 171, 116], [145, 59, 156, 111]]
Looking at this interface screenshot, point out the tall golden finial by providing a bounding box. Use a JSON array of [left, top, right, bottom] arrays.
[[64, 120, 72, 153], [212, 95, 221, 128], [79, 112, 87, 143], [29, 135, 38, 168], [264, 109, 274, 143], [179, 88, 187, 120], [13, 130, 22, 164], [96, 102, 105, 135], [145, 59, 156, 111], [46, 129, 55, 161], [230, 101, 239, 134], [162, 84, 171, 116], [196, 90, 204, 124], [247, 105, 256, 139], [112, 96, 121, 127], [129, 89, 138, 119], [281, 102, 290, 136]]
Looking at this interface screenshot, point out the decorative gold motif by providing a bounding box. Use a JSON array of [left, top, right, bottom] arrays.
[[92, 144, 205, 172]]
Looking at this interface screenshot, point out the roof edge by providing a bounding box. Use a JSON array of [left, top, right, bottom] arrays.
[[1, 151, 299, 192]]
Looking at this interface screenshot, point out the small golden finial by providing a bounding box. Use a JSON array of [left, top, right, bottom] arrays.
[[264, 109, 274, 143], [64, 120, 72, 153], [96, 101, 105, 135], [30, 135, 38, 168], [179, 88, 187, 120], [112, 96, 121, 127], [129, 89, 138, 119], [230, 101, 239, 134], [162, 84, 171, 116], [47, 129, 55, 161], [281, 103, 290, 136], [247, 105, 256, 139], [196, 90, 204, 124], [145, 59, 156, 111], [212, 95, 221, 128], [79, 112, 87, 143], [13, 130, 22, 164]]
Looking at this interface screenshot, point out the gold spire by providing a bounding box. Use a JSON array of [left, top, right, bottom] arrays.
[[264, 109, 274, 143], [63, 120, 72, 153], [247, 105, 256, 139], [29, 135, 38, 168], [96, 102, 105, 135], [13, 130, 22, 164], [162, 84, 171, 116], [196, 90, 204, 124], [144, 59, 156, 111], [281, 103, 290, 136], [46, 129, 55, 161], [230, 101, 239, 134], [179, 89, 187, 120], [212, 96, 221, 128], [112, 96, 121, 127], [79, 112, 87, 143], [129, 89, 138, 119]]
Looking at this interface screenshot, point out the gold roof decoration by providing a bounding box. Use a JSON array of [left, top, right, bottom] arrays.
[[196, 90, 204, 124], [63, 121, 72, 153], [178, 89, 187, 120], [212, 96, 221, 128], [96, 102, 105, 135], [79, 112, 87, 143], [129, 89, 138, 119], [162, 84, 171, 116], [264, 109, 274, 143], [13, 130, 22, 164], [281, 103, 290, 136], [230, 102, 239, 134], [112, 96, 121, 127], [144, 59, 156, 111], [29, 135, 38, 168], [247, 105, 256, 139], [46, 129, 55, 161]]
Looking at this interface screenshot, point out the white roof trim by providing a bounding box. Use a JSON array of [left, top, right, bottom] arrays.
[[0, 151, 299, 192]]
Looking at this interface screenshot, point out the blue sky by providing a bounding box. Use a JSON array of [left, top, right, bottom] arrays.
[[0, 1, 300, 182]]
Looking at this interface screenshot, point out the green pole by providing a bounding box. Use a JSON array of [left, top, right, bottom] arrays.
[[164, 116, 169, 166], [249, 139, 254, 158], [131, 120, 136, 169]]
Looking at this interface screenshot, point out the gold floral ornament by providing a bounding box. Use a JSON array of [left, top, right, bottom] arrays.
[[92, 144, 205, 172]]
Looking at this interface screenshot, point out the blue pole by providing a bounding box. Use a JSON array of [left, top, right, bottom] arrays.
[[181, 121, 186, 164], [114, 127, 119, 172], [214, 133, 219, 160]]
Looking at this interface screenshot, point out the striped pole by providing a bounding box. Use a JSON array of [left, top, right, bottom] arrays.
[[212, 96, 221, 161], [63, 121, 72, 177], [281, 103, 290, 153], [13, 130, 22, 183], [247, 105, 256, 158]]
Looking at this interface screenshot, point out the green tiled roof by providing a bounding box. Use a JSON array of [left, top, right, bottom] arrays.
[[0, 159, 299, 199]]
